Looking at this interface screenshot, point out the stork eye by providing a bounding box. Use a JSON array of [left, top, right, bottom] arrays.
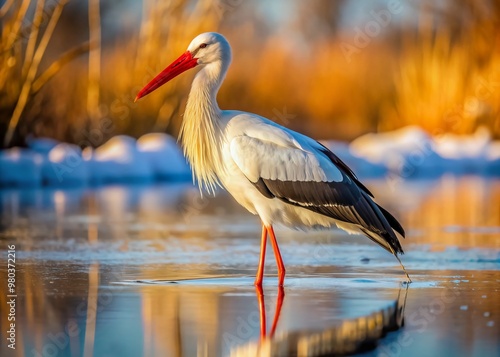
[[199, 43, 207, 49]]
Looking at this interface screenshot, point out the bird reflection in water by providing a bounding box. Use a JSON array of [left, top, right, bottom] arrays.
[[255, 286, 285, 339], [234, 283, 408, 357]]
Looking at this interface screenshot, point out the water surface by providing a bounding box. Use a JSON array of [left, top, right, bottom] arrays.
[[0, 176, 499, 356]]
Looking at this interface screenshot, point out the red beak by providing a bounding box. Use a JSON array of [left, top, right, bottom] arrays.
[[135, 51, 198, 102]]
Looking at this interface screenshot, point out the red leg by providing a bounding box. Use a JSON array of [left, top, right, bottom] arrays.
[[270, 286, 285, 337], [254, 225, 267, 287], [255, 285, 266, 338], [267, 226, 286, 286]]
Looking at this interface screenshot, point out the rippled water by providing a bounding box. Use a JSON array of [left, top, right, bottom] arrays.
[[0, 176, 499, 356]]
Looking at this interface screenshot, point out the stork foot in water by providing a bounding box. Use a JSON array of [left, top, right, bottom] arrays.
[[135, 32, 411, 286]]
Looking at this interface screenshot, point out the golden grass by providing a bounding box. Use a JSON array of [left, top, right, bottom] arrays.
[[385, 16, 500, 137], [1, 0, 499, 146], [0, 0, 90, 147]]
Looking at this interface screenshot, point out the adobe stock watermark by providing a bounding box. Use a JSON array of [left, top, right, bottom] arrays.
[[441, 75, 500, 133], [341, 0, 405, 63], [378, 287, 461, 357], [7, 0, 67, 50], [214, 0, 244, 19], [177, 189, 210, 224], [271, 106, 296, 126], [222, 292, 279, 351], [385, 140, 435, 190]]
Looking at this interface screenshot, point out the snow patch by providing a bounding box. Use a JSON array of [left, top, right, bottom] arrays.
[[42, 143, 89, 186], [350, 126, 445, 178], [137, 133, 191, 180], [350, 126, 500, 177], [0, 147, 42, 186], [84, 135, 153, 183], [1, 126, 499, 188]]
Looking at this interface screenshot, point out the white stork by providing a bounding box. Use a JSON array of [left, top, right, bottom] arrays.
[[136, 32, 411, 286]]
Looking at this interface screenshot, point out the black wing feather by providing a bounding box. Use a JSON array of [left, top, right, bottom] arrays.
[[376, 203, 405, 238], [317, 143, 374, 198], [250, 144, 405, 255]]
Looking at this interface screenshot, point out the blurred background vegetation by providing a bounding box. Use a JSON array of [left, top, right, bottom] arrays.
[[1, 0, 499, 148]]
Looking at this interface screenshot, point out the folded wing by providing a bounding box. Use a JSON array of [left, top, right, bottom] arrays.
[[230, 132, 405, 255]]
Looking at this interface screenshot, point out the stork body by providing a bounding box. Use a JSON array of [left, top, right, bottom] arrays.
[[136, 32, 410, 286]]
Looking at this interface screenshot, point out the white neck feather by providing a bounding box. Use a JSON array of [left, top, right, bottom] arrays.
[[179, 60, 228, 193]]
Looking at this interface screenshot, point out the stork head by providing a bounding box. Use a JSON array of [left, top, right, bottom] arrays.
[[187, 32, 231, 65], [135, 32, 231, 101]]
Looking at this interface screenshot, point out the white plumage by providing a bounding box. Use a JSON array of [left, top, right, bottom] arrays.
[[136, 32, 410, 286], [221, 113, 344, 224]]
